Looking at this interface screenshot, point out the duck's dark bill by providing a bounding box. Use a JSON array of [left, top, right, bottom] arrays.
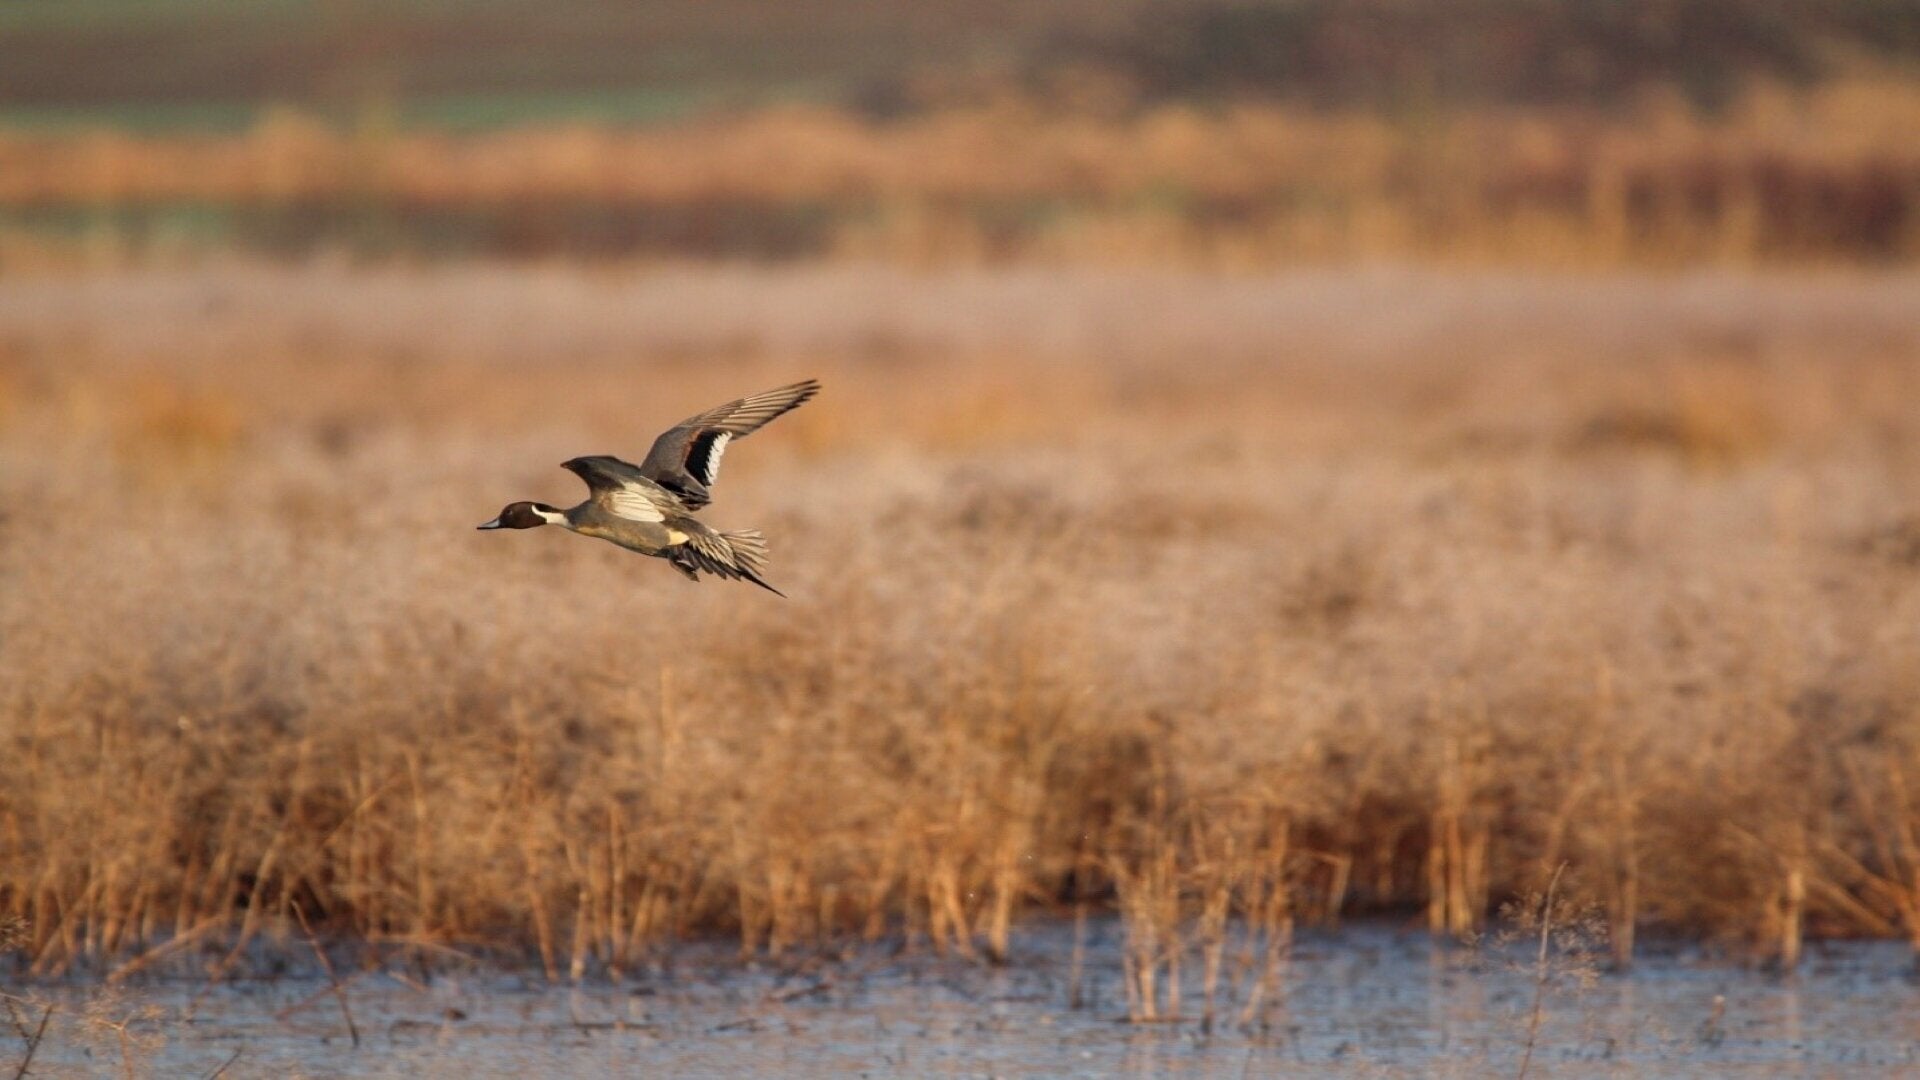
[[476, 518, 504, 530]]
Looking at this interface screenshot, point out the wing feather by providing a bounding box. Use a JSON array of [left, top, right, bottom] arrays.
[[638, 380, 818, 508], [602, 487, 668, 523], [562, 456, 680, 522]]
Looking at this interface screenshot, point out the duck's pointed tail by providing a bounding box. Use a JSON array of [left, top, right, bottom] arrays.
[[719, 529, 784, 597], [672, 526, 786, 597]]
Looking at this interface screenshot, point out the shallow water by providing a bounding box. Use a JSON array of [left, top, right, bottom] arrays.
[[17, 922, 1920, 1078]]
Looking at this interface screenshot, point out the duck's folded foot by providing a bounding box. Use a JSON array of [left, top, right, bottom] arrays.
[[666, 549, 701, 582]]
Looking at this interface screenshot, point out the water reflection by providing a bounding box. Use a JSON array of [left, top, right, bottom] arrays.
[[21, 923, 1920, 1077]]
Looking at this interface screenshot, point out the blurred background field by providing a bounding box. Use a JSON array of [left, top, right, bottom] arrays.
[[4, 0, 1920, 1002], [2, 0, 1919, 266]]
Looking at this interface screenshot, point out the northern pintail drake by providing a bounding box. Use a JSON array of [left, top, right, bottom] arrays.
[[478, 379, 819, 595]]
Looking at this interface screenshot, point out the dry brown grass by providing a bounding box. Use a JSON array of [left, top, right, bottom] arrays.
[[1, 263, 1918, 984], [2, 76, 1918, 266]]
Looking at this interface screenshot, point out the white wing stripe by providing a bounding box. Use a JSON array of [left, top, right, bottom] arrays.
[[703, 433, 731, 485]]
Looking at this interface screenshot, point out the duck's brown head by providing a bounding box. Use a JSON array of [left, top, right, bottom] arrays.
[[477, 501, 561, 530]]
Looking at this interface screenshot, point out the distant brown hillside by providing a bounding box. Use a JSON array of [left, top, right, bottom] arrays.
[[1035, 0, 1920, 111], [2, 80, 1916, 266], [2, 0, 1917, 130]]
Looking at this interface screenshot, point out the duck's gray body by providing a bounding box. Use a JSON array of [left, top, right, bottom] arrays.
[[479, 380, 817, 595], [565, 500, 681, 556], [558, 470, 772, 587]]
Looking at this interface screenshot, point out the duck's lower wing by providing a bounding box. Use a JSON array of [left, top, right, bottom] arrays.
[[562, 456, 688, 522]]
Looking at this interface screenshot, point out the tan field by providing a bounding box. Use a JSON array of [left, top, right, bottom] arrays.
[[3, 262, 1918, 1007]]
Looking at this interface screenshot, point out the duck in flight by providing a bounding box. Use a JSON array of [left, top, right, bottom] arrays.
[[478, 379, 819, 595]]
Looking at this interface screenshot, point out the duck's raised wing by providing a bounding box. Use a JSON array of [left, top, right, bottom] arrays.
[[561, 455, 682, 523], [637, 379, 819, 509]]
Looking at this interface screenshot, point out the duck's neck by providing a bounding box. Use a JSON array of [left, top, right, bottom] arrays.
[[533, 507, 572, 528]]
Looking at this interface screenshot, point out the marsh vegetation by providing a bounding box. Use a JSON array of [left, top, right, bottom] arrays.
[[2, 265, 1918, 990]]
